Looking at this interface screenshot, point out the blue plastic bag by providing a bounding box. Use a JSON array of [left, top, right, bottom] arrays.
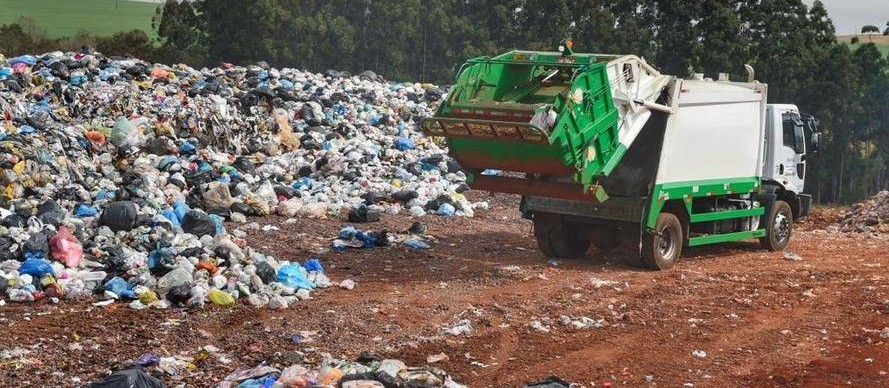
[[159, 208, 181, 227], [302, 258, 323, 273], [74, 204, 99, 217], [292, 177, 312, 190], [19, 259, 55, 277], [404, 239, 430, 249], [172, 200, 189, 222], [394, 136, 415, 151], [180, 140, 196, 155], [437, 203, 456, 217], [210, 214, 226, 235], [104, 276, 136, 299], [9, 55, 37, 66], [276, 264, 315, 290]]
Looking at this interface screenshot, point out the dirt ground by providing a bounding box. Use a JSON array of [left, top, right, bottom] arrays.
[[0, 193, 887, 387]]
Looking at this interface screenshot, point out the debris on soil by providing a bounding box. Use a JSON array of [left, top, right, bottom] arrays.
[[691, 349, 707, 358], [783, 252, 802, 261], [558, 315, 606, 329], [443, 319, 473, 336], [839, 191, 889, 233]]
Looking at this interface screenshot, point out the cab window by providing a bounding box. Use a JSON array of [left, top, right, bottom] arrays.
[[782, 113, 805, 154]]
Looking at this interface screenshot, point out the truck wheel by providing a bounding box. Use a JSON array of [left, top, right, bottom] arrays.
[[533, 214, 591, 259], [760, 200, 792, 251], [641, 213, 683, 270], [590, 226, 620, 252]]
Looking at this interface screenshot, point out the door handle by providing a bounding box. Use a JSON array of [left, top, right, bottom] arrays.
[[779, 164, 784, 174]]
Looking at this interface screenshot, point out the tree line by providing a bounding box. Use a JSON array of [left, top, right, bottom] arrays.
[[0, 0, 887, 204]]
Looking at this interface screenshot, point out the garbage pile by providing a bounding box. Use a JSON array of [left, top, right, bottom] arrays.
[[839, 190, 889, 233], [88, 349, 465, 388], [217, 354, 465, 388], [0, 50, 475, 307]]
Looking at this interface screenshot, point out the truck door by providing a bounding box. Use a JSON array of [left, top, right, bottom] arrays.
[[779, 112, 806, 192]]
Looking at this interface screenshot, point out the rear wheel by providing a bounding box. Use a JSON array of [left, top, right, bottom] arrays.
[[760, 200, 792, 251], [590, 225, 620, 252], [641, 213, 683, 270], [533, 214, 591, 259]]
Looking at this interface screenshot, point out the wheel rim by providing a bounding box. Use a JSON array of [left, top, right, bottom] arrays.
[[657, 225, 676, 260], [774, 211, 791, 243]]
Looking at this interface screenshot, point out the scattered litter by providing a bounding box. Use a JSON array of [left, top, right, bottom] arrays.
[[426, 353, 450, 363], [444, 319, 473, 336], [530, 320, 551, 333], [558, 315, 605, 329], [691, 349, 707, 358], [783, 252, 802, 261]]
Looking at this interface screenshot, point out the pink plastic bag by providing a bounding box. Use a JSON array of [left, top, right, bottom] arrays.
[[50, 226, 83, 268]]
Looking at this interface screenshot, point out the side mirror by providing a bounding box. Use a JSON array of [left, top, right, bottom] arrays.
[[810, 132, 821, 153]]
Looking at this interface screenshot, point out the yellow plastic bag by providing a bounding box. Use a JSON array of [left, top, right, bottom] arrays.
[[208, 289, 235, 307]]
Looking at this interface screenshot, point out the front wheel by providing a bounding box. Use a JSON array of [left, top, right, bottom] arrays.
[[760, 200, 792, 251], [641, 213, 683, 270]]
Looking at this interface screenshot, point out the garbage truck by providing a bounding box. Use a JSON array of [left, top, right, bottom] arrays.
[[421, 41, 820, 269]]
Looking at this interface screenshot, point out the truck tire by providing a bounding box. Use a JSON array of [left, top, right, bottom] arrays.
[[590, 226, 620, 252], [760, 200, 792, 251], [533, 214, 591, 259], [641, 213, 683, 270]]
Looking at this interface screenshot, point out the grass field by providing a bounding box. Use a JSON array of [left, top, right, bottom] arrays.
[[837, 34, 889, 57], [0, 0, 159, 38]]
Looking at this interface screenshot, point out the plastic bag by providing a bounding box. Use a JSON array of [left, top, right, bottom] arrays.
[[74, 204, 99, 217], [19, 259, 55, 277], [181, 210, 216, 237], [104, 276, 136, 299], [276, 264, 315, 290], [99, 201, 138, 232], [87, 365, 163, 388], [208, 289, 235, 307], [49, 226, 83, 268], [203, 181, 234, 209]]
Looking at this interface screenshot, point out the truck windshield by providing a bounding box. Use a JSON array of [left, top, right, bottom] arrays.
[[782, 113, 805, 154]]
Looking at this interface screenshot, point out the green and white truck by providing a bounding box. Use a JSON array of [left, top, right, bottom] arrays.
[[421, 43, 820, 269]]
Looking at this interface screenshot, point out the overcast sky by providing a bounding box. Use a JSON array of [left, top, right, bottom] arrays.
[[802, 0, 889, 35]]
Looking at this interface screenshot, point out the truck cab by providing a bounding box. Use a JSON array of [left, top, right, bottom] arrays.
[[762, 104, 817, 219]]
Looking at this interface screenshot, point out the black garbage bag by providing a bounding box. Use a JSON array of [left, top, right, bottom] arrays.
[[181, 210, 216, 237], [213, 245, 233, 263], [87, 365, 163, 388], [424, 87, 445, 102], [524, 376, 571, 388], [274, 185, 297, 199], [24, 232, 50, 255], [347, 204, 380, 223], [104, 246, 130, 277], [255, 261, 277, 284], [99, 201, 138, 232], [232, 157, 255, 174], [0, 236, 20, 261], [229, 202, 253, 216], [390, 190, 419, 204], [1, 213, 26, 228], [361, 191, 387, 205], [166, 283, 193, 307]]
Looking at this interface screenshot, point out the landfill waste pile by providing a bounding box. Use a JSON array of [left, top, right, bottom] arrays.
[[839, 190, 889, 233], [88, 349, 466, 388], [0, 50, 477, 308]]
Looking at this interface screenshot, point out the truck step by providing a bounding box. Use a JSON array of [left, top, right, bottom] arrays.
[[687, 229, 766, 247]]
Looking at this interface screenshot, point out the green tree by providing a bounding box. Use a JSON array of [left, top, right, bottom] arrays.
[[153, 0, 207, 65], [861, 25, 879, 34]]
